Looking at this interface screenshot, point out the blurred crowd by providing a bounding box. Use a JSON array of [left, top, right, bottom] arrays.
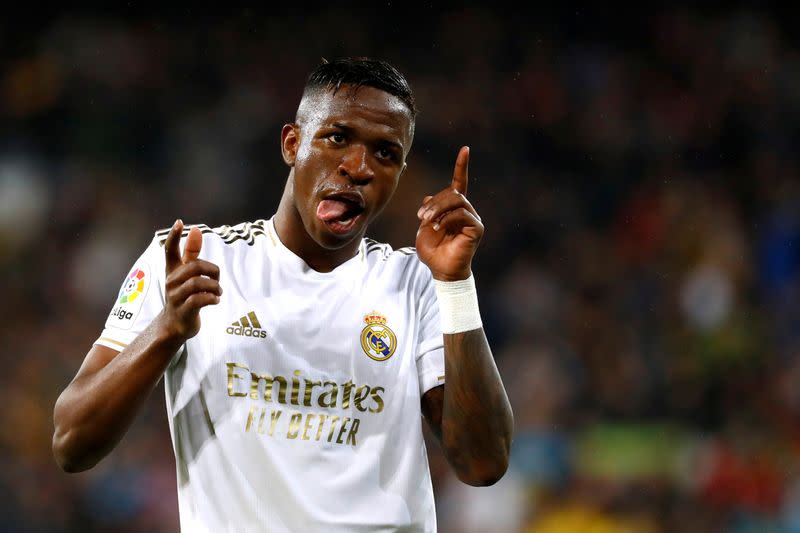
[[2, 6, 800, 532]]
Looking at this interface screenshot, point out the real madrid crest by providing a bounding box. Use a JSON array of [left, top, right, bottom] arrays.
[[361, 312, 397, 362]]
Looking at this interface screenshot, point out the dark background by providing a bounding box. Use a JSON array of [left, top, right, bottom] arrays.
[[3, 5, 800, 532]]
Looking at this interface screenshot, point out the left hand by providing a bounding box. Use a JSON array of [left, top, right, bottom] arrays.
[[416, 146, 484, 281]]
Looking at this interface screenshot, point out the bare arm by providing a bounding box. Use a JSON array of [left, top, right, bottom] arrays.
[[416, 147, 514, 486], [422, 329, 513, 486], [52, 326, 184, 472], [52, 221, 221, 472]]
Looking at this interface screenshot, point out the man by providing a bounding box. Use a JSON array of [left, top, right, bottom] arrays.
[[53, 57, 513, 532]]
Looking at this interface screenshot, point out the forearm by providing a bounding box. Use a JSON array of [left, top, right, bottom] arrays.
[[53, 317, 183, 472], [441, 327, 513, 486]]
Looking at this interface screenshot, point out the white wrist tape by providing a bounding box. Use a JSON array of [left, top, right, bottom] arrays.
[[434, 274, 483, 334]]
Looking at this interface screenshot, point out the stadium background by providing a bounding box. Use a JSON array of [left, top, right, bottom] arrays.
[[2, 5, 800, 532]]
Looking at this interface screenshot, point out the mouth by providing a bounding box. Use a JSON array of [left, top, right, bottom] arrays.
[[316, 192, 366, 236]]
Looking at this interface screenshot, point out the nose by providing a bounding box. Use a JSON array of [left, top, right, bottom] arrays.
[[338, 144, 374, 184]]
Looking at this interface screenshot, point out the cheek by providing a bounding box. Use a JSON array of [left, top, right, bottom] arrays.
[[385, 171, 402, 196], [372, 174, 401, 207], [295, 138, 314, 164], [293, 146, 325, 194]]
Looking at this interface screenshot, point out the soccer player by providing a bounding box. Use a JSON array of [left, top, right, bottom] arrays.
[[52, 57, 513, 532]]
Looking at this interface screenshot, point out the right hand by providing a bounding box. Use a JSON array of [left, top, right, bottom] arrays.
[[159, 219, 222, 341]]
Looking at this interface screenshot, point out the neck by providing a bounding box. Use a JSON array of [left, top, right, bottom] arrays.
[[273, 178, 363, 273]]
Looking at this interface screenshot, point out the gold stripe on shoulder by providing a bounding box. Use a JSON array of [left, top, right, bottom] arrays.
[[266, 222, 278, 246], [97, 337, 128, 349]]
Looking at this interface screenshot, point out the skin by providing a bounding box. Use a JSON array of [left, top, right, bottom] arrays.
[[273, 85, 412, 272], [52, 84, 513, 486], [415, 148, 514, 486], [51, 224, 220, 472]]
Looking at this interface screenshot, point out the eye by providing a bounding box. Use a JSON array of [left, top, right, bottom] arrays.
[[376, 147, 398, 161], [328, 132, 346, 145]]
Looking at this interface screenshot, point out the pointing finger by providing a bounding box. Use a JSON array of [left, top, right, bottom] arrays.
[[182, 226, 203, 264], [451, 146, 469, 195], [164, 219, 183, 274]]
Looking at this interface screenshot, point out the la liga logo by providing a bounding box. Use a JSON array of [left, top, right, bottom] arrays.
[[107, 265, 149, 328], [118, 268, 146, 304]]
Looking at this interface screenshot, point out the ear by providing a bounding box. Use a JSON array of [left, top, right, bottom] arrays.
[[281, 123, 300, 166]]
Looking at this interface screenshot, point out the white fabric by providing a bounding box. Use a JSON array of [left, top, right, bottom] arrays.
[[433, 275, 483, 334], [96, 217, 445, 532]]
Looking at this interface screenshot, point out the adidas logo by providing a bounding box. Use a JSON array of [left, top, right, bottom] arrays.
[[226, 311, 267, 338]]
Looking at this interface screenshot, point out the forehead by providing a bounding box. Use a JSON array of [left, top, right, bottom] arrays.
[[298, 86, 413, 146]]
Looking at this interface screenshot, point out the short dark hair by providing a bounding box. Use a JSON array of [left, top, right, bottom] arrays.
[[304, 57, 417, 118]]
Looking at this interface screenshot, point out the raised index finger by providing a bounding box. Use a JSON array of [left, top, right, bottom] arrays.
[[164, 219, 183, 274], [451, 146, 470, 195]]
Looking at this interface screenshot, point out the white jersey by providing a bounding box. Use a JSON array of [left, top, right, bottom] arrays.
[[95, 217, 445, 533]]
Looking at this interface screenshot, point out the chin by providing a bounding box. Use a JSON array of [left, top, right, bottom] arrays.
[[309, 221, 361, 250], [319, 228, 364, 250]]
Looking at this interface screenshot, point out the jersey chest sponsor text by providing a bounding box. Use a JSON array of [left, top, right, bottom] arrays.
[[225, 362, 386, 447], [211, 309, 402, 447]]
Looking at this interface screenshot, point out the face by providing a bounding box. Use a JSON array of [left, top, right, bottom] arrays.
[[281, 85, 413, 251]]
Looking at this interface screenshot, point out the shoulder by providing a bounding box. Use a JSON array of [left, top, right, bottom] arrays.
[[363, 237, 415, 260], [141, 219, 269, 266], [363, 237, 432, 288], [363, 237, 417, 265], [152, 219, 269, 248]]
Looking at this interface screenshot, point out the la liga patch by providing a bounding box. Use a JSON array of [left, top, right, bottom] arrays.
[[106, 263, 151, 330]]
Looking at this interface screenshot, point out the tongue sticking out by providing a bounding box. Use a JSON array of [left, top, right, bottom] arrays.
[[317, 199, 351, 222]]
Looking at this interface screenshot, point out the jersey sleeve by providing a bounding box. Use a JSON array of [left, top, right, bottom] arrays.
[[94, 234, 166, 352], [415, 262, 445, 397]]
